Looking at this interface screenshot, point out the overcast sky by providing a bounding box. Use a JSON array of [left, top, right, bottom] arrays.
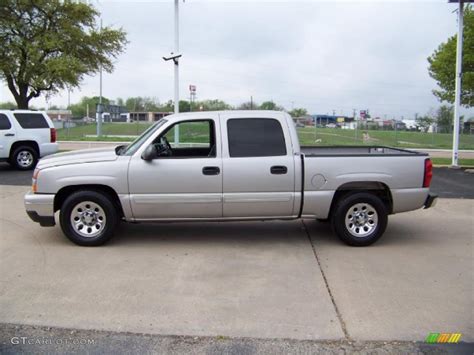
[[1, 0, 473, 118]]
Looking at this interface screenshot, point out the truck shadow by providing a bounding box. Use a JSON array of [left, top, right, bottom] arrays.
[[110, 220, 312, 247], [304, 219, 433, 248]]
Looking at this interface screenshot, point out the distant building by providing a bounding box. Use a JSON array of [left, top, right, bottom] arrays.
[[47, 109, 72, 120], [464, 117, 474, 134], [311, 114, 354, 127], [129, 112, 172, 123], [96, 104, 128, 122], [403, 119, 419, 131]]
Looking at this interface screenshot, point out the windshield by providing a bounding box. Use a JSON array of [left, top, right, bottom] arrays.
[[122, 119, 167, 156]]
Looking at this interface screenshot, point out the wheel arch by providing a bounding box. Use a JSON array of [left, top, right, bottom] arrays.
[[54, 185, 124, 218], [329, 181, 393, 218], [10, 140, 39, 157]]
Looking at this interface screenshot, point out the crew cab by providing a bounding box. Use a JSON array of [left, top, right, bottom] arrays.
[[0, 110, 58, 170], [24, 111, 437, 246]]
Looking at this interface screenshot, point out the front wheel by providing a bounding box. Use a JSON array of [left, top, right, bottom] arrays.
[[331, 192, 388, 246], [60, 190, 118, 246]]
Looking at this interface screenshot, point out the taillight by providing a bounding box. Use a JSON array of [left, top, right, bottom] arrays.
[[50, 128, 56, 143], [423, 158, 433, 188]]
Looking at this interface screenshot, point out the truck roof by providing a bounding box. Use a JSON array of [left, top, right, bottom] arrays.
[[163, 110, 288, 123]]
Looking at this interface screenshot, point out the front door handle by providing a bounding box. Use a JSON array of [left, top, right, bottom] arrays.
[[202, 166, 220, 176], [4, 133, 14, 137], [270, 166, 288, 175]]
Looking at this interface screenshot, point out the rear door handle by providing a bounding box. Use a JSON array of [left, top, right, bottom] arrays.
[[270, 166, 288, 175], [202, 166, 220, 175], [4, 133, 14, 137]]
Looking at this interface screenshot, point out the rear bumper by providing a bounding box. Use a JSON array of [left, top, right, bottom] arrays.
[[39, 142, 59, 157], [24, 191, 56, 226], [424, 193, 438, 209]]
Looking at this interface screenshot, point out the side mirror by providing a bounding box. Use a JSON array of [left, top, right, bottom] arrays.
[[141, 144, 158, 161]]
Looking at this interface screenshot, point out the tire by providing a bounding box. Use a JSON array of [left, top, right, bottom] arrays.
[[331, 192, 388, 246], [60, 190, 118, 246], [11, 146, 38, 170]]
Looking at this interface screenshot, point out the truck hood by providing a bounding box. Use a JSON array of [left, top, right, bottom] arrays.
[[38, 147, 119, 169]]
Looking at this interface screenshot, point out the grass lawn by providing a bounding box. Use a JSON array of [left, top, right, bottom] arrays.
[[57, 122, 152, 141], [57, 122, 474, 150], [430, 157, 474, 167], [297, 127, 474, 150]]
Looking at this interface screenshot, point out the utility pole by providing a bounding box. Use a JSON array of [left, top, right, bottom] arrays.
[[250, 96, 253, 110], [451, 0, 465, 167], [353, 108, 358, 141]]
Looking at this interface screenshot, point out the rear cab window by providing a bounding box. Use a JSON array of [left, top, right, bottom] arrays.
[[0, 114, 12, 130], [227, 118, 287, 157], [14, 113, 49, 129]]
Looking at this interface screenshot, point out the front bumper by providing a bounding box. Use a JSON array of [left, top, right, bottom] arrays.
[[24, 191, 56, 226], [424, 193, 438, 209]]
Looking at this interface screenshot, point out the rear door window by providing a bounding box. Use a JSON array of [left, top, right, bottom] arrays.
[[14, 113, 49, 129], [0, 114, 12, 130], [227, 118, 287, 157]]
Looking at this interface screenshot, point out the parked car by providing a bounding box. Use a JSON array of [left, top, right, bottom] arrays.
[[0, 110, 58, 170], [24, 111, 437, 246]]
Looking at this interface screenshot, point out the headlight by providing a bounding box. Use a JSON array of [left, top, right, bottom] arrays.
[[32, 168, 40, 193]]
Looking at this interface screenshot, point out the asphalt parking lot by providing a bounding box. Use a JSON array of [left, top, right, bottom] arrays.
[[0, 163, 473, 353]]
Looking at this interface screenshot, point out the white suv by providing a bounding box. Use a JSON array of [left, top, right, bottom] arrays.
[[0, 110, 59, 170]]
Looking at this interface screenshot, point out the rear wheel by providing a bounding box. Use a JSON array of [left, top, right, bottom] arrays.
[[60, 190, 118, 246], [331, 192, 388, 246], [11, 146, 38, 170]]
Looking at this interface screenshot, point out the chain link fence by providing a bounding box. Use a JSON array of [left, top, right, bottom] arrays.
[[54, 120, 474, 150]]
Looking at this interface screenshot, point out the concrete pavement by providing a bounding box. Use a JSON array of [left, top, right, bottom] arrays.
[[0, 184, 472, 346], [307, 197, 473, 341], [0, 185, 342, 341]]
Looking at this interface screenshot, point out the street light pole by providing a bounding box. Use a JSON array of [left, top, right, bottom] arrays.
[[452, 0, 464, 167], [174, 0, 180, 145], [97, 18, 103, 137]]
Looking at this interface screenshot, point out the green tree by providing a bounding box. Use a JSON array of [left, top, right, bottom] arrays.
[[0, 0, 127, 109], [415, 114, 435, 133], [237, 101, 257, 110], [198, 99, 232, 111], [289, 108, 308, 118], [0, 101, 16, 109], [69, 96, 110, 118], [159, 100, 174, 112], [259, 101, 285, 111], [435, 105, 454, 133], [179, 100, 190, 112], [428, 5, 473, 107]]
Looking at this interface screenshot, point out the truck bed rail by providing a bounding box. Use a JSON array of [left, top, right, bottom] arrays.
[[301, 146, 428, 157]]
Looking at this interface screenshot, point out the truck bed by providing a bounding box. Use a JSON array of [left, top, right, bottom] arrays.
[[301, 146, 428, 157]]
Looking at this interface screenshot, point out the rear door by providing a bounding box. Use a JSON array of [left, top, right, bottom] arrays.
[[221, 113, 296, 218], [0, 113, 15, 159], [13, 112, 50, 144]]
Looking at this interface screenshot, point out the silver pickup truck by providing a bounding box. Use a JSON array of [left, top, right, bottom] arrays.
[[24, 110, 437, 246]]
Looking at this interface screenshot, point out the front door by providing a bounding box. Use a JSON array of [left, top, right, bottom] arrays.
[[128, 118, 223, 220]]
